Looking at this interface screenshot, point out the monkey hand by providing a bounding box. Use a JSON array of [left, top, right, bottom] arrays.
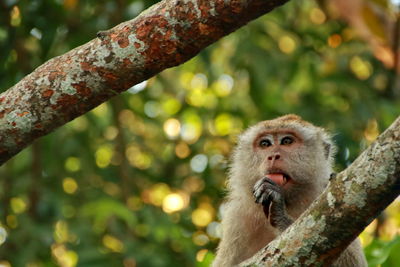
[[253, 177, 293, 231]]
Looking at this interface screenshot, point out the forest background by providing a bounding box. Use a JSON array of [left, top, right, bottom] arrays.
[[0, 0, 399, 266]]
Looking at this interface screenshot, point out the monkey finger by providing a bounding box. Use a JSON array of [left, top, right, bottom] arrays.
[[255, 190, 268, 204], [263, 177, 278, 186], [263, 180, 283, 195], [253, 187, 264, 200], [254, 177, 268, 190], [263, 204, 270, 219], [253, 182, 269, 200], [259, 190, 274, 207]]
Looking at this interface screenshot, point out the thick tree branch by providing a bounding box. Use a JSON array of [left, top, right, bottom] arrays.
[[0, 0, 289, 165], [240, 116, 400, 266]]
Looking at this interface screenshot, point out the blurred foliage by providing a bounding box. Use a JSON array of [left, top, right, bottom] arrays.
[[0, 0, 400, 266]]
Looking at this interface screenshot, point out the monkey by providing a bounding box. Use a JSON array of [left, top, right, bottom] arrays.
[[212, 114, 367, 267]]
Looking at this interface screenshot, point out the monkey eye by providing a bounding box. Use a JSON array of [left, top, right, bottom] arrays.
[[259, 139, 272, 147], [281, 136, 294, 145]]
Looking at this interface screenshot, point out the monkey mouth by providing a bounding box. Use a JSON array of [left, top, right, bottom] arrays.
[[265, 172, 291, 187]]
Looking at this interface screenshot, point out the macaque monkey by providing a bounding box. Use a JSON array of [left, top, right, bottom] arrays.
[[212, 114, 367, 267]]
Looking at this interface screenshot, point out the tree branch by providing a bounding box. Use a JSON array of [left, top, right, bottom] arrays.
[[0, 0, 289, 165], [240, 116, 400, 266]]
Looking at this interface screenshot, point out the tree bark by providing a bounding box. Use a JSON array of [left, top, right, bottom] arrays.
[[0, 0, 288, 165], [240, 115, 400, 266]]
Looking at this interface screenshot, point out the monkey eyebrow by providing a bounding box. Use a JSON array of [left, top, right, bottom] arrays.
[[253, 134, 274, 147], [261, 134, 274, 140]]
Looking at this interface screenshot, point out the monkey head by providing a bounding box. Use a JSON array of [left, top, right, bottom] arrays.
[[229, 114, 336, 200]]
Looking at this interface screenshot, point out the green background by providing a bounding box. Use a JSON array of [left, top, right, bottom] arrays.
[[0, 0, 399, 266]]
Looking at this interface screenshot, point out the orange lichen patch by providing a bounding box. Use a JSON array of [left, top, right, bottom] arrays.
[[48, 70, 66, 81], [72, 82, 91, 97], [11, 122, 16, 126], [17, 111, 29, 117], [0, 111, 4, 119], [135, 16, 169, 40], [110, 33, 120, 42], [123, 58, 132, 66], [198, 2, 208, 17], [164, 41, 177, 55], [134, 42, 141, 49], [80, 62, 95, 72], [198, 23, 213, 35], [0, 97, 4, 103], [42, 89, 54, 98], [34, 123, 43, 129], [122, 25, 131, 33], [102, 72, 118, 82], [165, 29, 173, 39], [181, 2, 198, 21], [118, 37, 130, 48], [80, 63, 119, 84], [54, 95, 79, 109], [134, 15, 183, 67]]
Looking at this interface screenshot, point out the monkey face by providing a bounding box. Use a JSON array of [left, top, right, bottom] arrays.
[[252, 130, 313, 188]]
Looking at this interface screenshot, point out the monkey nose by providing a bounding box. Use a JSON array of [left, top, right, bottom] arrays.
[[267, 154, 280, 161]]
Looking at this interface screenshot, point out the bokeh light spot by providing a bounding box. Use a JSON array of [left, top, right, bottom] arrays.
[[104, 126, 119, 140], [364, 119, 379, 143], [309, 8, 326, 24], [163, 193, 187, 213], [6, 215, 17, 229], [350, 56, 372, 80], [10, 197, 26, 214], [10, 6, 21, 27], [279, 36, 296, 54], [175, 142, 191, 159], [183, 176, 205, 193], [0, 227, 7, 245], [54, 221, 69, 243], [190, 73, 208, 90], [192, 203, 215, 227], [213, 74, 234, 97], [126, 145, 152, 170], [103, 234, 124, 253], [144, 101, 161, 118], [192, 231, 209, 246], [65, 157, 81, 172], [95, 145, 113, 168], [164, 118, 181, 139], [196, 249, 209, 262], [162, 98, 181, 115], [190, 154, 208, 173], [146, 183, 171, 206], [214, 113, 234, 136], [328, 34, 342, 48], [51, 244, 78, 267], [63, 178, 78, 194]]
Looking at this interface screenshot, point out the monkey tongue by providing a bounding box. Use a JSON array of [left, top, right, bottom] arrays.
[[266, 173, 287, 186]]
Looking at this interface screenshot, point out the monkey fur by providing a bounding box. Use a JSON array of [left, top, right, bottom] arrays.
[[212, 114, 367, 267]]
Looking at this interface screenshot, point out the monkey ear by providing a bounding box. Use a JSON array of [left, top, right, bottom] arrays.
[[323, 142, 331, 159]]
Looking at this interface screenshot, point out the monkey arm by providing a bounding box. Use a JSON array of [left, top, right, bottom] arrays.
[[253, 177, 293, 231], [332, 239, 368, 267], [212, 202, 252, 267]]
